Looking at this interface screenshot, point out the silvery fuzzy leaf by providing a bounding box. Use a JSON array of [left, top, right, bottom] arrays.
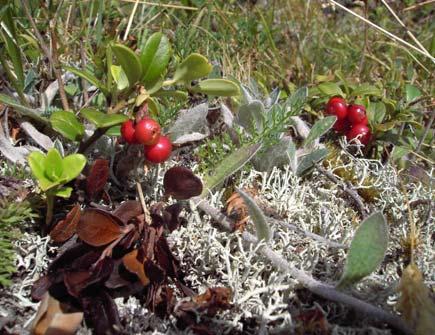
[[264, 87, 280, 108], [236, 100, 265, 134], [252, 136, 295, 172], [220, 103, 234, 128]]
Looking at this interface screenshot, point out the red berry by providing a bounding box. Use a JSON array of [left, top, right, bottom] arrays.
[[325, 96, 347, 120], [333, 119, 351, 134], [144, 136, 172, 163], [121, 120, 137, 144], [346, 124, 371, 145], [347, 104, 367, 125], [134, 118, 161, 145]]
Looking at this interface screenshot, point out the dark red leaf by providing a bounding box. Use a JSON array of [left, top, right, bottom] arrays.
[[163, 166, 203, 200], [48, 243, 93, 273], [32, 275, 54, 301], [162, 203, 185, 232], [155, 237, 180, 279], [82, 290, 121, 335], [112, 200, 142, 224], [77, 209, 124, 247], [144, 260, 165, 284], [50, 204, 81, 243], [86, 159, 109, 200]]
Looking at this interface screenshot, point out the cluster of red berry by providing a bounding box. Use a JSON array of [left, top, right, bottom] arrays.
[[121, 118, 172, 163], [325, 97, 372, 145]]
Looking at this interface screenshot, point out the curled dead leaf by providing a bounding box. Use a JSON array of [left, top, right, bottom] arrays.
[[77, 209, 124, 247], [50, 204, 81, 243], [163, 166, 203, 200], [122, 249, 150, 286]]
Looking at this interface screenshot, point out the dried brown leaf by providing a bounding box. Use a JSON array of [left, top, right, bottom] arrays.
[[50, 205, 81, 243], [113, 200, 142, 224], [77, 209, 123, 247], [122, 249, 150, 286], [397, 263, 435, 335], [31, 293, 83, 335], [163, 166, 203, 200]]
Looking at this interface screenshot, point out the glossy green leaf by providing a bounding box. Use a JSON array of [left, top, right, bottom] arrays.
[[172, 53, 212, 83], [152, 89, 188, 101], [106, 125, 121, 136], [318, 82, 344, 97], [191, 79, 240, 96], [44, 148, 63, 182], [60, 154, 86, 183], [405, 84, 422, 104], [201, 143, 262, 197], [50, 111, 85, 141], [63, 65, 109, 96], [28, 151, 59, 191], [0, 93, 48, 124], [80, 108, 128, 128], [110, 65, 129, 91], [140, 32, 171, 87], [53, 187, 72, 198], [296, 148, 328, 176], [111, 43, 142, 87], [303, 116, 336, 147], [337, 212, 388, 288], [236, 188, 271, 242]]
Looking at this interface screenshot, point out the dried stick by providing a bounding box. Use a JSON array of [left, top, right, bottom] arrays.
[[192, 197, 412, 335], [314, 164, 368, 218]]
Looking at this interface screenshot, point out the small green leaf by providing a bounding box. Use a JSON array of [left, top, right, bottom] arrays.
[[337, 212, 388, 288], [318, 82, 344, 97], [152, 89, 188, 101], [252, 136, 294, 172], [111, 43, 142, 87], [172, 53, 212, 83], [405, 84, 422, 104], [50, 111, 85, 141], [285, 86, 308, 113], [236, 188, 271, 242], [351, 83, 382, 97], [366, 101, 386, 125], [140, 32, 171, 87], [53, 187, 72, 198], [80, 108, 128, 128], [303, 116, 336, 147], [60, 154, 86, 183], [106, 125, 121, 136], [110, 65, 129, 91], [63, 65, 109, 96], [191, 79, 240, 96], [202, 143, 262, 197], [296, 148, 328, 176], [44, 148, 63, 182], [28, 151, 59, 191], [0, 30, 24, 90], [375, 121, 397, 132]]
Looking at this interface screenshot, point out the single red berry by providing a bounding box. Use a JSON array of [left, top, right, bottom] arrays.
[[121, 120, 137, 144], [134, 118, 161, 145], [144, 136, 172, 163], [347, 104, 367, 125], [333, 118, 351, 134], [325, 96, 347, 120], [346, 124, 371, 145]]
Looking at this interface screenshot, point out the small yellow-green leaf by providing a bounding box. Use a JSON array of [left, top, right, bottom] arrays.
[[152, 89, 188, 101], [60, 154, 86, 184], [80, 108, 128, 128], [202, 143, 262, 197], [50, 111, 85, 141], [53, 187, 73, 198], [28, 151, 59, 191], [172, 53, 212, 83], [111, 43, 142, 87], [351, 83, 382, 97], [405, 84, 422, 104], [63, 65, 109, 96], [110, 65, 129, 91], [318, 82, 344, 97], [140, 32, 171, 87], [44, 148, 63, 182], [191, 79, 240, 96], [106, 125, 121, 136], [337, 212, 388, 288]]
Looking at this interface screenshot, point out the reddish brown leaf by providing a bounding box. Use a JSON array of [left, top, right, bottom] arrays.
[[122, 249, 150, 286], [86, 159, 109, 199], [50, 204, 81, 242], [112, 200, 142, 224], [163, 166, 203, 200], [192, 287, 232, 316], [77, 209, 124, 247]]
